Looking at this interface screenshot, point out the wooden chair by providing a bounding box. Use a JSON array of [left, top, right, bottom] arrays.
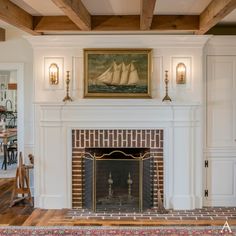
[[7, 139, 17, 165], [10, 152, 33, 207]]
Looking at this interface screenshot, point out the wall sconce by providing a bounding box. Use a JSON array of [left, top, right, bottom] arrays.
[[49, 63, 59, 85], [176, 62, 186, 84]]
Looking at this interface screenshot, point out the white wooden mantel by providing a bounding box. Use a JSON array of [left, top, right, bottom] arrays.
[[34, 101, 202, 209]]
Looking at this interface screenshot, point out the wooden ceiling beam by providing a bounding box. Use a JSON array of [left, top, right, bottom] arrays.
[[206, 24, 236, 34], [0, 28, 5, 41], [35, 15, 199, 32], [51, 0, 91, 30], [0, 0, 40, 35], [34, 16, 80, 32], [92, 16, 140, 31], [196, 0, 236, 35], [140, 0, 157, 30], [152, 15, 199, 31]]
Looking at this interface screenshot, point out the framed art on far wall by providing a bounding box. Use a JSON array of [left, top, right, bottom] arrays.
[[84, 48, 152, 98]]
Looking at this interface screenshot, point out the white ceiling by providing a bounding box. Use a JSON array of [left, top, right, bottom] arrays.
[[10, 0, 63, 16], [154, 0, 212, 15], [12, 0, 213, 16], [82, 0, 141, 15], [220, 9, 236, 24], [82, 0, 213, 15]]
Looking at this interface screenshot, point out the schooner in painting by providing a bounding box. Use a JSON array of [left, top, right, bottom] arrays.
[[84, 49, 152, 98]]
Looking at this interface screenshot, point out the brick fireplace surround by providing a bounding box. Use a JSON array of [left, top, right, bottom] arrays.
[[72, 129, 164, 209]]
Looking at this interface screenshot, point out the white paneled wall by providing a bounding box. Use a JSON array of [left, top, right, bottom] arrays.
[[207, 56, 236, 147], [205, 37, 236, 206], [1, 30, 235, 209], [25, 35, 209, 210]]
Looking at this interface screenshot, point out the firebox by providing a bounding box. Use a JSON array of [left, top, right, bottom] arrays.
[[83, 148, 153, 212], [72, 129, 164, 210]]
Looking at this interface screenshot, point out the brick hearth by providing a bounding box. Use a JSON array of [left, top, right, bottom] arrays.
[[72, 129, 164, 209], [67, 207, 236, 221]]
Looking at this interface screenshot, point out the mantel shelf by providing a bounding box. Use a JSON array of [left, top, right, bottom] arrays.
[[35, 100, 201, 108]]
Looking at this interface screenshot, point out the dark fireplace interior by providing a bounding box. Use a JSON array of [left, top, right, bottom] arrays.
[[83, 148, 153, 212]]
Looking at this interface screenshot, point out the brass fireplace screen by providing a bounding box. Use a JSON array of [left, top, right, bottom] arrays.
[[83, 149, 155, 212]]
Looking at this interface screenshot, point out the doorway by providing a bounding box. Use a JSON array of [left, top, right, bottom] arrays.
[[0, 63, 24, 178]]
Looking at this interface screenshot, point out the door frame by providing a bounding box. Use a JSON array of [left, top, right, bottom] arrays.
[[0, 63, 24, 155]]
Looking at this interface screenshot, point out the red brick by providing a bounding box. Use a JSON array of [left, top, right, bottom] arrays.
[[147, 133, 150, 147], [95, 130, 98, 140], [128, 134, 131, 147], [104, 130, 108, 139], [81, 134, 84, 147], [151, 130, 154, 140], [114, 130, 117, 141]]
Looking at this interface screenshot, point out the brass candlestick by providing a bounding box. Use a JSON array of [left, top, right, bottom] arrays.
[[162, 70, 172, 102], [63, 71, 73, 102]]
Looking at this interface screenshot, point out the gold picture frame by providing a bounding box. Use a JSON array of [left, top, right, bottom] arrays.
[[84, 48, 152, 98]]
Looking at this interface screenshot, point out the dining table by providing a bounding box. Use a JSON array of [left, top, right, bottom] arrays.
[[0, 129, 17, 170]]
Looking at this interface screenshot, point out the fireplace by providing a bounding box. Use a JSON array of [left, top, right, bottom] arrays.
[[72, 129, 164, 210], [83, 148, 152, 212], [30, 35, 205, 211]]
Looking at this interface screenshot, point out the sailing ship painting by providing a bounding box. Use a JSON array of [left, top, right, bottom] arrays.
[[84, 49, 152, 98]]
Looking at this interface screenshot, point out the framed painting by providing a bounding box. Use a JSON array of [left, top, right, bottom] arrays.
[[84, 48, 152, 98]]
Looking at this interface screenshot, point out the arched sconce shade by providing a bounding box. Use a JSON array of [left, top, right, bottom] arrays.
[[176, 62, 186, 84], [49, 63, 59, 85]]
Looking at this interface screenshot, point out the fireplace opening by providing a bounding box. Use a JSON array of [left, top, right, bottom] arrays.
[[83, 148, 153, 212], [72, 129, 164, 211]]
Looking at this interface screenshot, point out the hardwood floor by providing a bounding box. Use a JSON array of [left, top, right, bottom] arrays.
[[0, 178, 34, 226], [0, 178, 236, 226]]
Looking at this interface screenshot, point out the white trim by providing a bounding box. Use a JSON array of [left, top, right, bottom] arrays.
[[66, 127, 72, 208], [35, 100, 201, 107], [25, 35, 211, 49], [206, 36, 236, 55]]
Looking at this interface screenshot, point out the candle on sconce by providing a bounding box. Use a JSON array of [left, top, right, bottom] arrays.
[[49, 63, 59, 85]]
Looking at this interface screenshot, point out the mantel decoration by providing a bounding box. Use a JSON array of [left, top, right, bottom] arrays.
[[63, 71, 73, 102], [162, 70, 172, 102], [84, 48, 152, 98]]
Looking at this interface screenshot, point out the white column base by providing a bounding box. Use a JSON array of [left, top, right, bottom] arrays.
[[172, 195, 196, 210], [39, 195, 65, 209]]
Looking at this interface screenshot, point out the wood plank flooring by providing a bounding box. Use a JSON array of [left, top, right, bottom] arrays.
[[0, 178, 235, 226], [0, 178, 34, 226]]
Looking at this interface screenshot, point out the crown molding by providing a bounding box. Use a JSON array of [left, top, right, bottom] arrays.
[[25, 34, 211, 48]]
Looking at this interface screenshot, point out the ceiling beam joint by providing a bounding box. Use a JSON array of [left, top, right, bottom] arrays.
[[51, 0, 91, 30], [140, 0, 157, 30], [196, 0, 236, 35], [0, 0, 40, 35]]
